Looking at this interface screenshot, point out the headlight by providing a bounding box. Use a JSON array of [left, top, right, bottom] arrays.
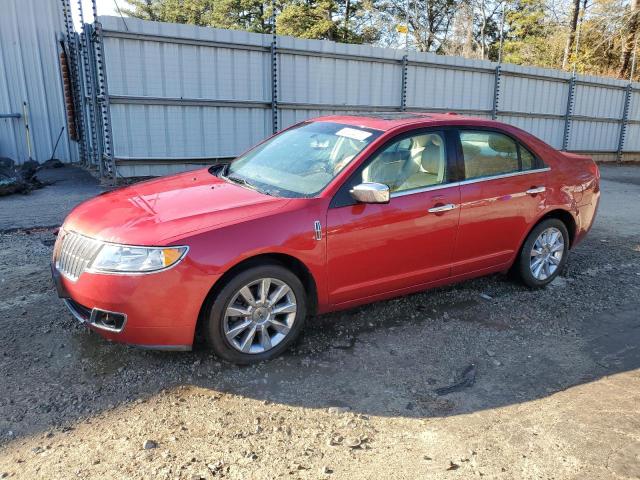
[[89, 244, 188, 273]]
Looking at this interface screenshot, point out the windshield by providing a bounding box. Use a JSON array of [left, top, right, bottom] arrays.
[[222, 122, 381, 198]]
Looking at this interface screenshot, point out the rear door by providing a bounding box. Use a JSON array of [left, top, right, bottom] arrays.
[[451, 129, 549, 275], [326, 129, 461, 305]]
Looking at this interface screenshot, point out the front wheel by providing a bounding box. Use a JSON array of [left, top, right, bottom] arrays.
[[516, 219, 569, 288], [204, 264, 307, 364]]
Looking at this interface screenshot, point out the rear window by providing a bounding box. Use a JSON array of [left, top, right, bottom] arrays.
[[460, 130, 541, 180]]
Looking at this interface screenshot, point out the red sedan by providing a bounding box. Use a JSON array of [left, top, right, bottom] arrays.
[[52, 113, 600, 363]]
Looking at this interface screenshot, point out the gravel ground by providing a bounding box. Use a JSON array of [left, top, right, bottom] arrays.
[[0, 165, 639, 479]]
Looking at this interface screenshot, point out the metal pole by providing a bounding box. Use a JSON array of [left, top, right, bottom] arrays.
[[497, 2, 505, 64], [92, 0, 116, 179], [562, 75, 576, 151], [405, 0, 410, 54], [78, 0, 99, 168], [630, 35, 638, 82], [400, 55, 408, 111], [270, 0, 278, 134], [491, 65, 501, 120], [617, 84, 632, 163]]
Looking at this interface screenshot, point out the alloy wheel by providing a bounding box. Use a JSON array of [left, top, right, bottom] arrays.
[[529, 227, 564, 281], [223, 277, 297, 354]]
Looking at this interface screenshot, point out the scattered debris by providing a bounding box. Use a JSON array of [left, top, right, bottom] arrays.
[[344, 437, 362, 449], [479, 293, 493, 301], [0, 157, 44, 196], [142, 440, 157, 450], [447, 461, 460, 470], [435, 364, 477, 396]]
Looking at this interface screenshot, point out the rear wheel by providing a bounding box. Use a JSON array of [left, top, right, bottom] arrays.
[[516, 218, 569, 288], [204, 264, 307, 364]]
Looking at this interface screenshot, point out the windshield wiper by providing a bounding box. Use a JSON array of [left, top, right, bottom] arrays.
[[225, 174, 275, 196]]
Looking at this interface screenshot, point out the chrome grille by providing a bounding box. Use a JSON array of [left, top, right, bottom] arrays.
[[55, 231, 103, 281]]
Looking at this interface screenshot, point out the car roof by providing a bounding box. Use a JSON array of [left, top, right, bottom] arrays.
[[312, 112, 503, 132]]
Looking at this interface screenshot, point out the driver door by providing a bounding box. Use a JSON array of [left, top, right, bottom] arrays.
[[326, 130, 461, 305]]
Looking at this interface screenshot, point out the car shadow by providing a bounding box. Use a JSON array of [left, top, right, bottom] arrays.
[[1, 228, 639, 445]]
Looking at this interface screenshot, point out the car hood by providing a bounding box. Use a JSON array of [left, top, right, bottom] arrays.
[[63, 168, 289, 245]]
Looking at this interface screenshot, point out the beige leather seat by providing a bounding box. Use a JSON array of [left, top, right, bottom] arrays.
[[400, 134, 445, 190], [362, 150, 412, 190]]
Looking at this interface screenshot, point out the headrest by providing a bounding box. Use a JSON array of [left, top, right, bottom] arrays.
[[462, 143, 481, 157], [488, 134, 516, 154], [421, 141, 442, 174], [411, 134, 442, 150]]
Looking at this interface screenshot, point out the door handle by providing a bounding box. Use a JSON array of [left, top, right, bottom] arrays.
[[428, 203, 457, 213], [526, 186, 546, 195]]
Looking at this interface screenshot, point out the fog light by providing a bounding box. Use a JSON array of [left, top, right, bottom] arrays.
[[90, 309, 126, 332]]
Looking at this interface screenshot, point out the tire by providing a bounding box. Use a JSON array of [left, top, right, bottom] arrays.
[[204, 264, 307, 364], [516, 218, 569, 288]]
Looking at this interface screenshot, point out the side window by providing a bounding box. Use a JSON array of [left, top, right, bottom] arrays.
[[361, 132, 447, 194], [519, 144, 536, 170], [460, 131, 519, 180]]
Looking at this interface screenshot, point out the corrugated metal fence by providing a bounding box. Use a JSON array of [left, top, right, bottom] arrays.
[[0, 0, 77, 165], [3, 6, 638, 176], [97, 16, 639, 177]]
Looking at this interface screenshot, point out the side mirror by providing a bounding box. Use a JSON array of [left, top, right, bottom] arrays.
[[349, 182, 390, 204]]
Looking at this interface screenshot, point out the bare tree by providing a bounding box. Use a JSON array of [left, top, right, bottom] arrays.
[[562, 0, 581, 69], [620, 0, 640, 77]]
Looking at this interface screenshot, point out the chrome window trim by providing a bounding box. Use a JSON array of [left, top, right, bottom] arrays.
[[391, 181, 458, 198], [389, 167, 551, 199], [458, 167, 551, 186]]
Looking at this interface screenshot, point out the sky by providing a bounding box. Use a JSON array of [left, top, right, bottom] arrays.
[[70, 0, 124, 28], [75, 0, 120, 21], [94, 0, 119, 16]]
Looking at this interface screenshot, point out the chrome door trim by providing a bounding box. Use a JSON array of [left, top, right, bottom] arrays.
[[526, 186, 546, 194], [389, 167, 550, 199], [427, 203, 458, 213]]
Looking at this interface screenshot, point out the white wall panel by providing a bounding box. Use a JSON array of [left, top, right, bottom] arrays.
[[406, 65, 494, 111], [500, 75, 568, 116], [96, 16, 640, 176], [0, 0, 77, 164], [498, 115, 565, 150], [573, 84, 626, 119], [569, 120, 621, 151]]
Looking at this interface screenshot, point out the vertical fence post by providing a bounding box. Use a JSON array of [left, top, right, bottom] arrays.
[[562, 75, 576, 151], [83, 23, 100, 171], [92, 17, 115, 179], [61, 0, 87, 163], [270, 0, 278, 134], [491, 65, 501, 120], [617, 84, 632, 163], [78, 0, 99, 169], [400, 55, 408, 111]]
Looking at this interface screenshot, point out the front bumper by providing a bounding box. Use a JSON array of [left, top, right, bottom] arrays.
[[51, 259, 216, 350]]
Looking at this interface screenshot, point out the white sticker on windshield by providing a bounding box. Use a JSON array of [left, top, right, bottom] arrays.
[[336, 127, 372, 141]]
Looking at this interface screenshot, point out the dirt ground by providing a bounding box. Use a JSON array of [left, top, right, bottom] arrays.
[[1, 165, 639, 479]]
